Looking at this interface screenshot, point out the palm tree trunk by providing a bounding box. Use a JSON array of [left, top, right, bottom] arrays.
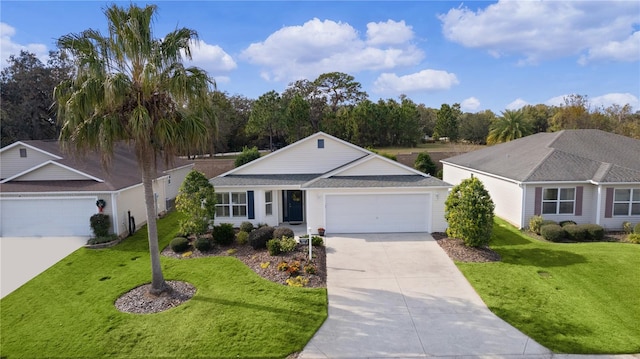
[[141, 155, 168, 295]]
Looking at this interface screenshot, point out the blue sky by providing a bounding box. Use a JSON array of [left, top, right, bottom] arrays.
[[1, 1, 639, 113]]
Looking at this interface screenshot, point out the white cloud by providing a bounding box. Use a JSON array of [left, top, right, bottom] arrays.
[[461, 97, 481, 112], [241, 18, 423, 82], [579, 31, 640, 65], [186, 39, 236, 73], [591, 93, 639, 111], [0, 22, 48, 68], [506, 98, 529, 110], [366, 20, 414, 46], [439, 1, 640, 64], [373, 69, 459, 93]]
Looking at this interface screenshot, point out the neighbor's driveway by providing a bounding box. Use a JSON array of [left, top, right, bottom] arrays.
[[300, 233, 550, 358], [0, 236, 87, 298]]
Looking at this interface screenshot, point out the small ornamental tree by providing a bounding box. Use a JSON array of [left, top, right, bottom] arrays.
[[414, 152, 437, 176], [176, 170, 216, 235], [445, 177, 495, 247], [234, 146, 261, 167]]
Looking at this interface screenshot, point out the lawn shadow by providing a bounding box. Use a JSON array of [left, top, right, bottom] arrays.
[[498, 247, 587, 267]]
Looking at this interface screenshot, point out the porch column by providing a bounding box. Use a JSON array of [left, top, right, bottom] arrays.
[[595, 185, 602, 225]]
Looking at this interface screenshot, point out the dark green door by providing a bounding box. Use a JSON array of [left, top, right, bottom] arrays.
[[284, 190, 303, 222]]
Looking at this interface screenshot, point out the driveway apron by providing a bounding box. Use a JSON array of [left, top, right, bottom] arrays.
[[300, 233, 550, 358]]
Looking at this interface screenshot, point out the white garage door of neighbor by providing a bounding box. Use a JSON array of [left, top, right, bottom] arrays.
[[0, 198, 96, 237], [325, 194, 430, 233]]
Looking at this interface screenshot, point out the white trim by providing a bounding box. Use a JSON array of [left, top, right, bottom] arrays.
[[163, 163, 194, 174], [1, 160, 104, 183], [442, 162, 523, 185], [0, 141, 63, 159]]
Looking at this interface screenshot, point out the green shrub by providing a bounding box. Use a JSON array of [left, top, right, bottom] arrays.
[[540, 224, 566, 242], [239, 221, 254, 233], [445, 177, 495, 247], [559, 220, 577, 227], [279, 237, 297, 252], [529, 215, 544, 234], [266, 239, 281, 256], [580, 224, 604, 241], [89, 213, 110, 237], [249, 226, 275, 249], [213, 223, 235, 245], [170, 237, 190, 253], [311, 235, 323, 246], [627, 233, 640, 244], [304, 264, 316, 274], [276, 261, 288, 271], [622, 221, 633, 234], [563, 224, 586, 242], [540, 219, 558, 228], [414, 152, 437, 176], [236, 231, 249, 245], [286, 276, 309, 287], [234, 146, 261, 167], [634, 223, 640, 234], [194, 237, 213, 252], [86, 234, 118, 245], [176, 170, 216, 235], [273, 226, 295, 239]]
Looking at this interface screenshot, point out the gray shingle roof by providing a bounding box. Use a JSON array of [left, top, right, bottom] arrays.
[[442, 129, 640, 183], [210, 174, 321, 187], [307, 175, 448, 188]]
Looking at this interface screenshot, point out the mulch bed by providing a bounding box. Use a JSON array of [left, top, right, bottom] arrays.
[[432, 232, 501, 262]]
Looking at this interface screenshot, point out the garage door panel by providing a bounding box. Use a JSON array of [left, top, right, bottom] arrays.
[[326, 194, 430, 233], [1, 198, 96, 237]]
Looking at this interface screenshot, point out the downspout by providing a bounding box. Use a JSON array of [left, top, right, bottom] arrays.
[[595, 185, 602, 226], [111, 192, 119, 236], [520, 183, 526, 229]]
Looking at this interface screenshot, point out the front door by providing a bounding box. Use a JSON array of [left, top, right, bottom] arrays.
[[283, 190, 304, 223]]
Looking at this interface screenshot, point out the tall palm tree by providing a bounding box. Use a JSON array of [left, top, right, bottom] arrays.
[[486, 109, 532, 144], [54, 4, 214, 295]]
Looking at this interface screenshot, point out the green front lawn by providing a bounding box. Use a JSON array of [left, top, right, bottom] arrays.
[[0, 212, 327, 358], [457, 218, 640, 354]]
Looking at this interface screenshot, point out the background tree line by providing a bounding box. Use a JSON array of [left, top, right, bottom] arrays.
[[3, 50, 640, 151]]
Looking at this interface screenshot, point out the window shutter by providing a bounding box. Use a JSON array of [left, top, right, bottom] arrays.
[[534, 187, 542, 215], [247, 191, 255, 220], [575, 186, 583, 216], [604, 187, 613, 218]]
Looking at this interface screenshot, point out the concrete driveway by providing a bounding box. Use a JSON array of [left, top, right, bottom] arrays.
[[0, 236, 87, 298], [300, 233, 550, 358]]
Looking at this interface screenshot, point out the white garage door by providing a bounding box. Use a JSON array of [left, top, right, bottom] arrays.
[[325, 194, 430, 233], [0, 198, 96, 237]]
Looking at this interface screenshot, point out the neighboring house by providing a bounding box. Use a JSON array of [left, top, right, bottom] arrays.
[[0, 140, 193, 237], [441, 129, 640, 230], [210, 132, 451, 234]]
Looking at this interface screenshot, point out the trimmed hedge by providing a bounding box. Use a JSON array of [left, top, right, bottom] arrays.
[[559, 220, 577, 227], [249, 226, 274, 249], [170, 237, 190, 253], [563, 225, 586, 242], [273, 226, 295, 240], [236, 231, 249, 245], [194, 237, 213, 252], [239, 221, 254, 233], [580, 224, 604, 241], [266, 239, 281, 255], [540, 224, 566, 242], [635, 223, 640, 234], [213, 223, 235, 246]]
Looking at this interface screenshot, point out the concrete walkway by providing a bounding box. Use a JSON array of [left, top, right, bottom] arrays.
[[300, 232, 551, 358], [0, 236, 87, 298]]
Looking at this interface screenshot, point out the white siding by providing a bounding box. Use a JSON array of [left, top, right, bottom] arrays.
[[165, 165, 193, 201], [114, 185, 147, 237], [597, 184, 640, 230], [443, 164, 524, 228], [522, 183, 598, 228], [337, 157, 414, 176], [234, 135, 366, 175], [14, 163, 89, 181], [0, 146, 57, 180]]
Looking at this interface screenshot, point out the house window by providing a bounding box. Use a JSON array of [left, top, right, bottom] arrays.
[[265, 191, 273, 216], [215, 192, 248, 217], [19, 148, 27, 158], [542, 188, 575, 214], [613, 189, 640, 216], [317, 139, 324, 148]]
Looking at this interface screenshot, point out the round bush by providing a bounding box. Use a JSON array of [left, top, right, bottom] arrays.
[[559, 220, 577, 227], [634, 223, 640, 234], [266, 239, 281, 256], [236, 231, 249, 245], [627, 233, 640, 244], [239, 221, 254, 233], [213, 223, 235, 246], [249, 226, 275, 249], [273, 226, 295, 240], [311, 235, 323, 247], [528, 215, 544, 234], [563, 224, 586, 242], [580, 224, 604, 241], [170, 237, 190, 253], [540, 224, 566, 242], [90, 213, 111, 237], [279, 237, 297, 252], [194, 237, 213, 252]]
